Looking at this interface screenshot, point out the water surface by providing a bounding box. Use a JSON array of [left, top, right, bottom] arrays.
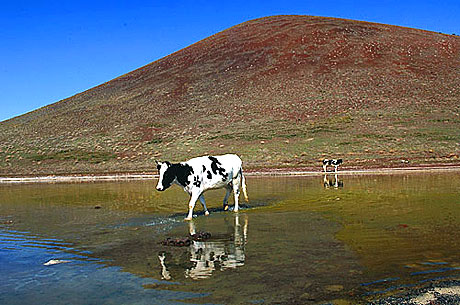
[[0, 173, 459, 304]]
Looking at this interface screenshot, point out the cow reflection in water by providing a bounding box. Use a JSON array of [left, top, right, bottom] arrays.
[[158, 252, 171, 280], [159, 214, 248, 280], [323, 174, 343, 188]]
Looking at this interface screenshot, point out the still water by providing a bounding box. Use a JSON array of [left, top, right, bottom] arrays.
[[0, 173, 459, 304]]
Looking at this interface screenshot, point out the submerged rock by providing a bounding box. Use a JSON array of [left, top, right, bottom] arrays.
[[325, 284, 344, 292], [160, 231, 211, 247], [190, 231, 211, 241], [43, 259, 71, 266], [160, 237, 191, 247]]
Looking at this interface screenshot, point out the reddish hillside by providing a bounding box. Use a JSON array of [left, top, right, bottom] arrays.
[[1, 15, 459, 175]]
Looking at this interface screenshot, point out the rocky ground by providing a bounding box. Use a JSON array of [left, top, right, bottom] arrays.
[[370, 280, 460, 305]]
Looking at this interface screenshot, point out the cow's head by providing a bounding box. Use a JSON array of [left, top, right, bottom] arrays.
[[155, 161, 175, 191]]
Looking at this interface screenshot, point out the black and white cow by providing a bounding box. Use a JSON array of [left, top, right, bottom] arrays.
[[155, 154, 248, 220], [322, 158, 343, 172]]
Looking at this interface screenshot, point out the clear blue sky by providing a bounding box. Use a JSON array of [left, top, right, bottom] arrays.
[[1, 0, 459, 122]]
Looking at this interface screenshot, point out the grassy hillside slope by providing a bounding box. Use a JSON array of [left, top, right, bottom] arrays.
[[1, 15, 459, 175]]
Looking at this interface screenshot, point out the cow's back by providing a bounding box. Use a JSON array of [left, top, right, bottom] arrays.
[[212, 154, 242, 174], [185, 154, 243, 190]]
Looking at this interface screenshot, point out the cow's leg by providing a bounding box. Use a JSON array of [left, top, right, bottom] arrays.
[[323, 164, 327, 172], [323, 174, 329, 188], [334, 174, 339, 188], [223, 185, 232, 211], [232, 176, 241, 212], [185, 191, 200, 221], [199, 194, 210, 216]]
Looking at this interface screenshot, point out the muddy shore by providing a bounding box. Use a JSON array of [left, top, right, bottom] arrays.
[[1, 165, 460, 184]]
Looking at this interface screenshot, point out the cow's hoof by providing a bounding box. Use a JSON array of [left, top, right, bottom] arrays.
[[204, 211, 210, 216], [184, 216, 193, 221], [223, 205, 229, 211]]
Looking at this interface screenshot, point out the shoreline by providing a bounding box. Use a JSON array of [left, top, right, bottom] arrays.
[[1, 165, 460, 184]]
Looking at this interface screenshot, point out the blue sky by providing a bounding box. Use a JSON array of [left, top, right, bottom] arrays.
[[1, 0, 459, 122]]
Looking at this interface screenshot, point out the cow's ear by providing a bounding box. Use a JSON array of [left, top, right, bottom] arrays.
[[155, 160, 162, 171]]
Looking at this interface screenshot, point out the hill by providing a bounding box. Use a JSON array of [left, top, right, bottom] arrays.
[[1, 15, 459, 175]]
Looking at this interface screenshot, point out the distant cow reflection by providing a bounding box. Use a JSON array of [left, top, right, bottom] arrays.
[[158, 214, 248, 280], [323, 174, 343, 188]]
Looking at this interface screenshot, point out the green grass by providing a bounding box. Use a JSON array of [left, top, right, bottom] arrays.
[[146, 138, 163, 144], [27, 150, 116, 164]]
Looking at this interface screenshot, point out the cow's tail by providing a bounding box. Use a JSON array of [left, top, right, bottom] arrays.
[[240, 168, 249, 202]]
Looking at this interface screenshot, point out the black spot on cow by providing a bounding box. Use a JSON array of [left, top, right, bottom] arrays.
[[323, 159, 343, 166], [208, 156, 228, 180], [163, 163, 194, 188], [208, 156, 220, 174], [193, 176, 201, 188], [332, 159, 343, 166], [202, 165, 212, 180]]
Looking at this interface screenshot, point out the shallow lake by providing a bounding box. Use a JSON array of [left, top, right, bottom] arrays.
[[0, 173, 459, 304]]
